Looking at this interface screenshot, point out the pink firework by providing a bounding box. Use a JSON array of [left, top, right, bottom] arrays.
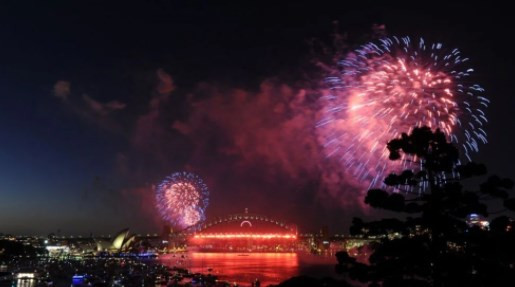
[[156, 172, 209, 229], [318, 36, 488, 190]]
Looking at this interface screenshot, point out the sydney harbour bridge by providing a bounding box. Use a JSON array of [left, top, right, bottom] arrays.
[[186, 209, 298, 252]]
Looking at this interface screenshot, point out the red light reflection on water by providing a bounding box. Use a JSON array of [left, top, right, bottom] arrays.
[[160, 252, 299, 286]]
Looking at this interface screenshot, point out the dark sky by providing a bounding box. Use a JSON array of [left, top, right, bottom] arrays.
[[1, 1, 514, 235]]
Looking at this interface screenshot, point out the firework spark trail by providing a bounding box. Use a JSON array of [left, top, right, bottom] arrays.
[[155, 171, 209, 229], [318, 36, 488, 190]]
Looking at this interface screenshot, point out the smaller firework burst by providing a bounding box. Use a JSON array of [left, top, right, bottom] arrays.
[[155, 171, 209, 230]]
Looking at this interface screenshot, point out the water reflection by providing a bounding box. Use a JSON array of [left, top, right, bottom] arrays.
[[161, 252, 335, 286], [15, 279, 35, 287]]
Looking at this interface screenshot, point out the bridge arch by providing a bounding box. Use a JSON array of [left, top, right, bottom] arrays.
[[194, 211, 296, 233]]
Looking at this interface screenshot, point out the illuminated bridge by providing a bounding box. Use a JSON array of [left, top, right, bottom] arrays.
[[188, 209, 298, 252]]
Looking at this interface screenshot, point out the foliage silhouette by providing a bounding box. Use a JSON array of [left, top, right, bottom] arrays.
[[336, 127, 515, 287]]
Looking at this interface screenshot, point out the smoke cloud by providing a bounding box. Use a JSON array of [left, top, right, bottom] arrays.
[[57, 69, 371, 232], [125, 75, 369, 230]]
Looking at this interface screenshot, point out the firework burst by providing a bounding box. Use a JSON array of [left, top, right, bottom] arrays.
[[155, 172, 209, 229], [318, 36, 488, 189]]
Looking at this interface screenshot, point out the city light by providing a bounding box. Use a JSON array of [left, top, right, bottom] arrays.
[[16, 273, 35, 279]]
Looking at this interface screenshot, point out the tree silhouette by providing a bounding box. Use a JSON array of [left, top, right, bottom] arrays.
[[335, 127, 515, 287]]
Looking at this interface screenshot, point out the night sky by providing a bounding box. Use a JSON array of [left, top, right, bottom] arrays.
[[1, 1, 514, 235]]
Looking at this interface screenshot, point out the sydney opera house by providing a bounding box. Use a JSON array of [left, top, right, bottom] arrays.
[[96, 228, 136, 252], [188, 209, 298, 252], [44, 228, 152, 257]]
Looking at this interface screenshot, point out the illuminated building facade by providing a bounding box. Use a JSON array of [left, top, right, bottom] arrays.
[[96, 228, 136, 252]]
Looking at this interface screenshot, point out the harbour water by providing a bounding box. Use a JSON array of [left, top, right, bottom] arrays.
[[159, 252, 337, 286], [1, 253, 337, 287]]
